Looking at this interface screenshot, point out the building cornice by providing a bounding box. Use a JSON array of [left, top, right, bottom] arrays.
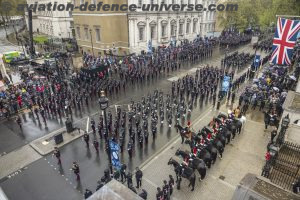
[[72, 13, 127, 16]]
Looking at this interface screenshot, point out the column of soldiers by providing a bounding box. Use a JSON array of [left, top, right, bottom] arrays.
[[221, 51, 255, 71], [56, 65, 222, 198], [9, 33, 252, 128], [219, 31, 252, 47], [85, 66, 223, 159], [10, 38, 215, 129]]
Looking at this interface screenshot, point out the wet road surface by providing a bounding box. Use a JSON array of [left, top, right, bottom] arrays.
[[0, 43, 258, 200]]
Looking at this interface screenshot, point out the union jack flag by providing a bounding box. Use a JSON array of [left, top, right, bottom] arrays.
[[270, 17, 300, 65]]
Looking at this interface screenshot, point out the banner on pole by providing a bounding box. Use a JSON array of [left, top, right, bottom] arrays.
[[222, 76, 231, 92], [109, 140, 121, 170], [254, 54, 261, 69]]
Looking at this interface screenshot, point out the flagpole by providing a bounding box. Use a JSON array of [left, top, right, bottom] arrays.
[[275, 15, 300, 19]]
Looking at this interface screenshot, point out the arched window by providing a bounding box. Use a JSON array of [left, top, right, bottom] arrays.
[[137, 21, 146, 41], [161, 20, 168, 37], [149, 21, 157, 39], [170, 20, 177, 36]]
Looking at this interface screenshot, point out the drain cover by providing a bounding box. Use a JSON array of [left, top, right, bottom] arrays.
[[219, 175, 225, 180]]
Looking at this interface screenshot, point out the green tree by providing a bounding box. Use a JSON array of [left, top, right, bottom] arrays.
[[217, 0, 300, 31]]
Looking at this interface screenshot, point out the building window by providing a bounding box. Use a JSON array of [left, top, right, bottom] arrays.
[[150, 0, 154, 4], [150, 26, 155, 39], [171, 24, 175, 36], [138, 0, 142, 7], [80, 0, 84, 4], [91, 0, 96, 4], [161, 25, 166, 37], [84, 27, 89, 40], [193, 22, 196, 33], [172, 0, 175, 4], [179, 24, 183, 35], [186, 23, 190, 34], [76, 27, 80, 39], [95, 28, 100, 42], [161, 0, 165, 4], [195, 0, 197, 4], [180, 0, 183, 4], [188, 0, 190, 4], [139, 27, 144, 41]]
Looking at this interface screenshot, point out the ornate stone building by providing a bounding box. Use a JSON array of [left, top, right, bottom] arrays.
[[128, 0, 217, 53], [72, 0, 216, 55]]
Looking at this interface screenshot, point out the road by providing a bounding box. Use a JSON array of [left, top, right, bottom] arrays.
[[0, 43, 261, 200]]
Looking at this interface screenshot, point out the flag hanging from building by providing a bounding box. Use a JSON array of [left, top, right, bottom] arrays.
[[270, 17, 300, 66]]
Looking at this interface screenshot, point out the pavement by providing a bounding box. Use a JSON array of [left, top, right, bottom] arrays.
[[0, 43, 269, 200], [0, 145, 41, 181], [30, 128, 85, 156]]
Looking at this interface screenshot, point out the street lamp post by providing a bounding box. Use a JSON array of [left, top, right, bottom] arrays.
[[89, 29, 95, 57], [98, 91, 113, 174]]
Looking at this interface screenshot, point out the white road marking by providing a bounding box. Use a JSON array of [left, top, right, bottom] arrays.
[[168, 77, 179, 82], [144, 178, 158, 188], [189, 67, 200, 73], [86, 117, 90, 132], [115, 105, 118, 114]]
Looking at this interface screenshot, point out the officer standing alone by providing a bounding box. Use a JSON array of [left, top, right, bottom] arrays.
[[53, 147, 61, 165], [135, 167, 143, 188]]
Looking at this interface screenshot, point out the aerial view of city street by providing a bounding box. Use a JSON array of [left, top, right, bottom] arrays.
[[0, 0, 299, 199]]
